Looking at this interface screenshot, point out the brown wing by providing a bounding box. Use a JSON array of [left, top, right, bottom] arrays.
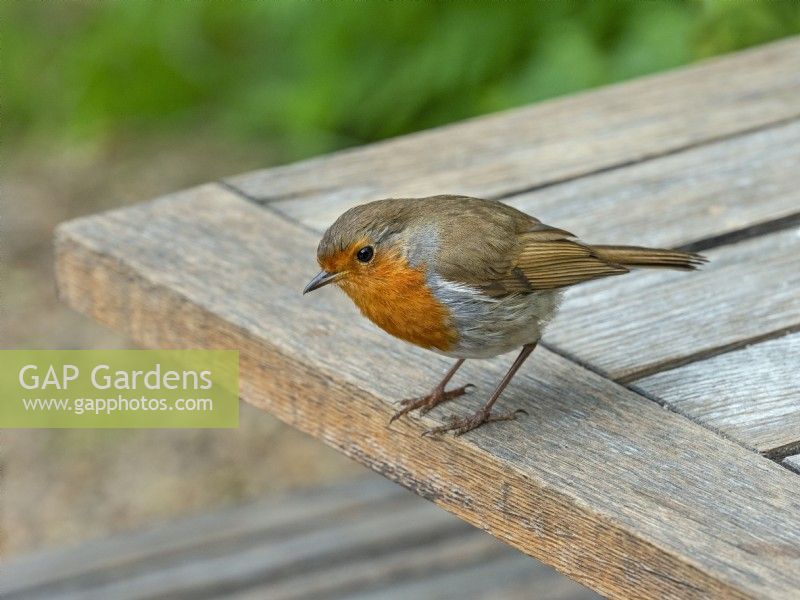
[[425, 196, 628, 295], [423, 196, 700, 296], [488, 224, 629, 295]]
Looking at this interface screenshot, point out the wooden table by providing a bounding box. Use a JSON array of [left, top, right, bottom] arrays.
[[56, 38, 800, 599]]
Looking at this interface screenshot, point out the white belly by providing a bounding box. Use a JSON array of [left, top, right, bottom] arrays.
[[428, 276, 562, 359]]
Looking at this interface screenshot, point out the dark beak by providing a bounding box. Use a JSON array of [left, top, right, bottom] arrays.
[[303, 271, 340, 294]]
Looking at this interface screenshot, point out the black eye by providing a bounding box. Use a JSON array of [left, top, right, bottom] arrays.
[[356, 246, 374, 263]]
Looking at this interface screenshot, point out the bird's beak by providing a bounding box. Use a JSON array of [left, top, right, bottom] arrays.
[[303, 270, 340, 294]]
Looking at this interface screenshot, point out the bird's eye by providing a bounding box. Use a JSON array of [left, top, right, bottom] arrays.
[[356, 245, 374, 263]]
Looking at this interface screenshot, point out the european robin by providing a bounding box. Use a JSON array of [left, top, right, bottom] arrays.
[[303, 195, 705, 436]]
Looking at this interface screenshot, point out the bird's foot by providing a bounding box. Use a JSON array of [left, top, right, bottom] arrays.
[[389, 384, 474, 425], [422, 407, 527, 437]]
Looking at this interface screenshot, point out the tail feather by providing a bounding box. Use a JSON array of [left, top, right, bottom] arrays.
[[590, 245, 707, 271]]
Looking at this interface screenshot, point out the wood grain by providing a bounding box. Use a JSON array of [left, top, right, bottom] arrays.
[[544, 226, 800, 382], [54, 185, 800, 599], [633, 333, 800, 456], [274, 119, 800, 244], [4, 477, 593, 600], [228, 37, 800, 209]]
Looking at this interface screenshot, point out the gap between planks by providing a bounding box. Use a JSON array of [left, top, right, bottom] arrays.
[[677, 211, 800, 254], [611, 324, 800, 385], [489, 114, 800, 204]]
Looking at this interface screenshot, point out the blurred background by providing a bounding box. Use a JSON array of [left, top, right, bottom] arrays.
[[4, 1, 800, 558]]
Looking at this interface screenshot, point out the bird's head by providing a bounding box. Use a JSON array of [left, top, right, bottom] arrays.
[[302, 198, 455, 351], [303, 199, 422, 296]]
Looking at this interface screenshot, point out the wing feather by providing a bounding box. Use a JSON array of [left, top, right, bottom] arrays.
[[426, 198, 627, 295], [423, 196, 700, 297], [494, 230, 629, 294]]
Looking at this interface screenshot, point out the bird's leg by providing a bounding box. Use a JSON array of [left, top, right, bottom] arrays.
[[389, 359, 472, 424], [424, 343, 536, 437]]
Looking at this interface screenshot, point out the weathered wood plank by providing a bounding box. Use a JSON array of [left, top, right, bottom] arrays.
[[225, 532, 575, 600], [273, 119, 800, 244], [545, 226, 800, 382], [5, 476, 593, 600], [339, 555, 580, 600], [229, 37, 800, 208], [246, 552, 583, 600], [1, 477, 405, 596], [633, 333, 800, 456], [54, 185, 800, 599], [37, 494, 470, 600]]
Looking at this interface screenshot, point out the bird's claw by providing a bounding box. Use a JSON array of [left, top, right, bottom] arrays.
[[388, 384, 474, 425], [422, 407, 527, 437]]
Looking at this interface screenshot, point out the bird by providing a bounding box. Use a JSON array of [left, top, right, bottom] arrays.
[[303, 195, 705, 436]]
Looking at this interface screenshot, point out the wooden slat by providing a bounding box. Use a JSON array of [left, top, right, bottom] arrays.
[[226, 533, 578, 600], [633, 333, 800, 456], [272, 119, 800, 243], [5, 476, 593, 600], [284, 554, 579, 600], [1, 477, 405, 596], [40, 495, 469, 600], [545, 226, 800, 382], [228, 37, 800, 208], [54, 185, 800, 599]]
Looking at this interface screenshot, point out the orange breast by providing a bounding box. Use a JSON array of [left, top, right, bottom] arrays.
[[338, 254, 457, 352]]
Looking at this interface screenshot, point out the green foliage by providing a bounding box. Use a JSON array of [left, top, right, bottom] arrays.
[[5, 1, 800, 162]]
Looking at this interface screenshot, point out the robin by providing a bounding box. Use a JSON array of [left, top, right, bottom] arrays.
[[303, 195, 705, 436]]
